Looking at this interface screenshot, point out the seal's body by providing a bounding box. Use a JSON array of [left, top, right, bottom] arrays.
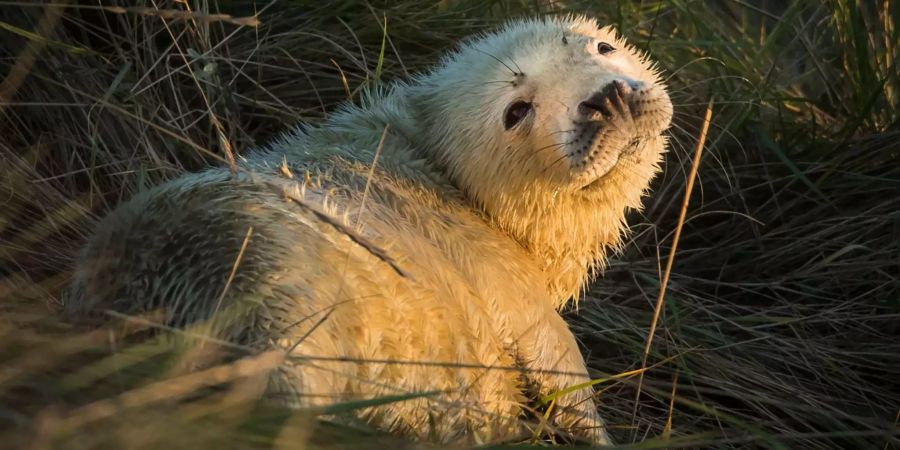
[[69, 16, 672, 444]]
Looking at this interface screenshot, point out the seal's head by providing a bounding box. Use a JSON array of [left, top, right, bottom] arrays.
[[411, 15, 673, 303]]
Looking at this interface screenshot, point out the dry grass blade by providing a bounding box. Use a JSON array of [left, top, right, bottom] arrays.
[[100, 6, 260, 27], [633, 97, 714, 416], [212, 226, 254, 317], [5, 4, 262, 27], [44, 350, 284, 433], [663, 368, 679, 439], [268, 180, 409, 279], [356, 124, 389, 229]]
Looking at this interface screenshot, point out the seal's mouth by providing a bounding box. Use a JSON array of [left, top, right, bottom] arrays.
[[566, 115, 644, 191], [561, 80, 672, 191], [577, 136, 643, 191]]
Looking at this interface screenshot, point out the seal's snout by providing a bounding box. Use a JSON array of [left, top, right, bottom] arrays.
[[565, 74, 667, 186], [577, 79, 642, 119]]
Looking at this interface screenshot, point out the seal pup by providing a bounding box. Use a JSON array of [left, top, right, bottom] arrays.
[[68, 15, 673, 445]]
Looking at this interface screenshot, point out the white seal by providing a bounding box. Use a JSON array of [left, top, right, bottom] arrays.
[[69, 15, 672, 445]]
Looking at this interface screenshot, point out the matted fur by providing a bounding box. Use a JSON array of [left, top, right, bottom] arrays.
[[68, 15, 672, 445]]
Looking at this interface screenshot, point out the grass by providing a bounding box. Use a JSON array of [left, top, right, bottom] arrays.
[[1, 0, 898, 448]]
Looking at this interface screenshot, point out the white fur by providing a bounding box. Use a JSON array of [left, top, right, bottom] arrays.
[[70, 15, 671, 446]]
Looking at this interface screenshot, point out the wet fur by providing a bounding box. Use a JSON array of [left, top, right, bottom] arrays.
[[68, 15, 672, 445]]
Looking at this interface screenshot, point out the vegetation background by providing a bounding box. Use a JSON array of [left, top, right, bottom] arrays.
[[0, 0, 897, 448]]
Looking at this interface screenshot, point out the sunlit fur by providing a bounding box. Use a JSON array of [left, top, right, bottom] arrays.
[[410, 16, 672, 304], [69, 15, 671, 446]]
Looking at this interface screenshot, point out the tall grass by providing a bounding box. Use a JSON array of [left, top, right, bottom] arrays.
[[1, 1, 897, 448]]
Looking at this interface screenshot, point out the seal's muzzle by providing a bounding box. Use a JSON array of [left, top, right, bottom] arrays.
[[577, 79, 642, 120]]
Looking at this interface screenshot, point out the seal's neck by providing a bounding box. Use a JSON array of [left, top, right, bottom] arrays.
[[481, 181, 643, 308]]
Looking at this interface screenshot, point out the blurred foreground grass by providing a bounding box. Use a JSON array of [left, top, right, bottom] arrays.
[[0, 1, 898, 448]]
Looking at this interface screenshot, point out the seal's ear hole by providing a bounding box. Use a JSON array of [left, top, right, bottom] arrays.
[[597, 42, 616, 55], [503, 101, 532, 130]]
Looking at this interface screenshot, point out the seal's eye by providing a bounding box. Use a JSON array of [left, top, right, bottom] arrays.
[[504, 101, 532, 130], [597, 42, 616, 55]]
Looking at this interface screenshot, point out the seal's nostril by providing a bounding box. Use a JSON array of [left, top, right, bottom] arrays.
[[614, 79, 643, 93], [578, 92, 614, 118], [579, 80, 632, 118]]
